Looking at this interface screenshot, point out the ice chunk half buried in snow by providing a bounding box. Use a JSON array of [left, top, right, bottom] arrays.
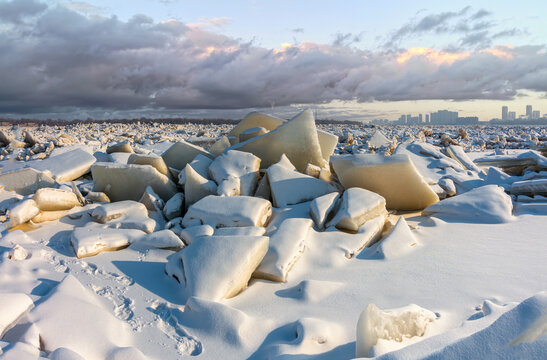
[[70, 226, 146, 258], [30, 148, 96, 182], [356, 303, 436, 358], [33, 188, 80, 211], [182, 195, 272, 228], [370, 217, 418, 259], [127, 153, 170, 177], [267, 157, 335, 208], [8, 199, 40, 228], [309, 192, 340, 230], [422, 185, 513, 223], [253, 218, 313, 282], [0, 168, 56, 196], [161, 140, 212, 171], [184, 164, 218, 209], [0, 293, 34, 338], [91, 200, 148, 223], [91, 162, 178, 202], [326, 187, 387, 231], [208, 150, 261, 196], [167, 235, 269, 301], [330, 153, 439, 210]]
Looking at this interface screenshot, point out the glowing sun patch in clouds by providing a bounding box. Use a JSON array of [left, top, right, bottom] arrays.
[[397, 46, 515, 65], [480, 45, 514, 60], [396, 47, 471, 65]]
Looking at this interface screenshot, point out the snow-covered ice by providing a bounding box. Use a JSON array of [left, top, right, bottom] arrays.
[[331, 153, 439, 210], [0, 115, 545, 359]]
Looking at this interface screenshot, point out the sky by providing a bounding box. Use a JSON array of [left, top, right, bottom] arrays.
[[0, 0, 546, 122]]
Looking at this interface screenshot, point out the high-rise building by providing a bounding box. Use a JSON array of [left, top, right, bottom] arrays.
[[526, 105, 533, 118], [425, 114, 429, 123], [508, 111, 516, 120], [502, 106, 508, 120], [532, 110, 540, 119], [430, 110, 458, 124], [419, 114, 423, 123]]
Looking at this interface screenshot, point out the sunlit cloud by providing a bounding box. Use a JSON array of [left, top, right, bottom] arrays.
[[0, 0, 545, 117], [396, 47, 471, 65]]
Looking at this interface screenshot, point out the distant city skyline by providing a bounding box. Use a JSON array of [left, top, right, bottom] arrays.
[[502, 104, 543, 120]]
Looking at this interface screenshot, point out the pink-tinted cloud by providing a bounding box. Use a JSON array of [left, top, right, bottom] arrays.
[[0, 0, 545, 114]]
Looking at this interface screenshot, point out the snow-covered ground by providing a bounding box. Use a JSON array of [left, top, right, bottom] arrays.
[[0, 113, 546, 359]]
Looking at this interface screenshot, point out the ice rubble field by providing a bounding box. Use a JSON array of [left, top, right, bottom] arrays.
[[0, 111, 546, 359]]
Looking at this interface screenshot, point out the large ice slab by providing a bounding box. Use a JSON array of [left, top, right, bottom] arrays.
[[316, 129, 339, 163], [167, 235, 269, 300], [446, 145, 481, 172], [328, 215, 386, 258], [32, 209, 69, 223], [91, 201, 156, 233], [208, 135, 232, 157], [91, 200, 147, 223], [106, 141, 133, 154], [228, 112, 284, 139], [132, 229, 184, 250], [368, 130, 391, 149], [228, 110, 326, 172], [71, 226, 146, 258], [422, 185, 513, 223], [228, 111, 337, 162], [182, 195, 272, 228], [8, 199, 40, 228], [370, 217, 418, 259], [510, 179, 547, 196], [179, 224, 214, 245], [331, 153, 439, 210], [309, 192, 340, 230], [161, 140, 212, 170], [178, 154, 213, 185], [91, 162, 178, 202], [0, 293, 34, 338], [253, 218, 313, 282], [214, 226, 266, 236], [163, 192, 184, 220], [139, 185, 164, 212], [356, 303, 437, 358], [474, 150, 547, 169], [394, 142, 466, 185], [267, 158, 334, 208], [33, 188, 80, 211], [326, 188, 387, 231], [208, 150, 260, 196], [127, 153, 169, 177], [0, 168, 56, 196], [31, 148, 96, 182], [184, 164, 217, 208], [239, 126, 268, 142]]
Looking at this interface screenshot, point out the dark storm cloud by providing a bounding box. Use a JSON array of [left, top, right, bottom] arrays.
[[0, 0, 545, 114], [0, 0, 46, 23], [385, 6, 523, 50]]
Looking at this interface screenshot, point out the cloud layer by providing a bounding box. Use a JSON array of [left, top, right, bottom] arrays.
[[0, 0, 546, 115]]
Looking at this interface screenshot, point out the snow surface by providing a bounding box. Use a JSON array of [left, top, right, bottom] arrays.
[[0, 119, 546, 359]]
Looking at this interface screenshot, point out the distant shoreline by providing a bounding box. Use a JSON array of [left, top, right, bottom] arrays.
[[0, 117, 546, 127]]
